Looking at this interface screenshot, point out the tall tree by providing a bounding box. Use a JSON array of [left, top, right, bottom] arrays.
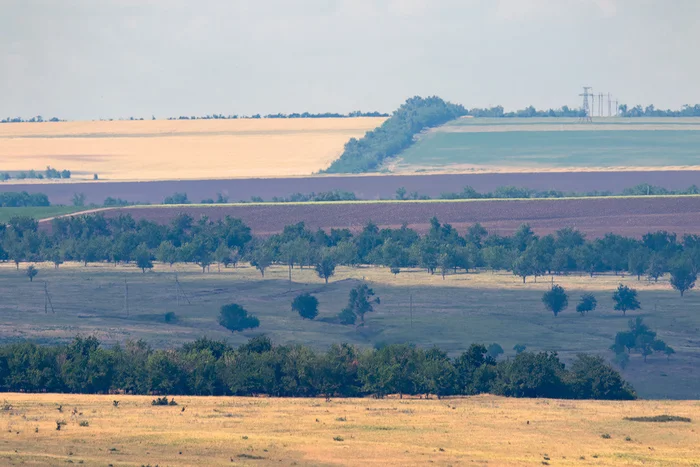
[[542, 285, 568, 317], [612, 284, 641, 315]]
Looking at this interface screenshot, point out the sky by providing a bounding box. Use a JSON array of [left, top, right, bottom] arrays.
[[1, 0, 699, 120]]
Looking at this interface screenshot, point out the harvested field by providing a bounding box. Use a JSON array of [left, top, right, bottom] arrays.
[[52, 196, 700, 238], [3, 170, 700, 206], [0, 118, 385, 180], [3, 394, 699, 466]]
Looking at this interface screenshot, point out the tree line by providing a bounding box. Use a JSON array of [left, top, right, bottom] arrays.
[[0, 335, 635, 400], [1, 214, 698, 296], [618, 104, 700, 117], [323, 96, 468, 173]]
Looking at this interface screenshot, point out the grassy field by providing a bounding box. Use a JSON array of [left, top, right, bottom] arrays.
[[0, 206, 86, 223], [0, 118, 385, 181], [1, 393, 699, 466], [2, 262, 699, 399], [390, 117, 700, 173]]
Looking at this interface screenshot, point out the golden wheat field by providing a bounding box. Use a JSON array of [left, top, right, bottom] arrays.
[[0, 118, 385, 181], [1, 394, 699, 466]]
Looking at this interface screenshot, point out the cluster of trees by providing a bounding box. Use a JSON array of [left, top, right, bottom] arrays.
[[540, 284, 644, 318], [610, 318, 674, 367], [0, 335, 635, 400], [2, 214, 699, 297], [0, 192, 50, 207], [270, 191, 357, 203], [324, 96, 467, 173], [436, 183, 700, 200], [164, 111, 389, 121], [618, 104, 700, 117], [465, 105, 584, 118], [0, 167, 71, 181], [1, 116, 61, 123]]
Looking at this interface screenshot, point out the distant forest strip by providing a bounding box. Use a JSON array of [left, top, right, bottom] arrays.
[[2, 209, 700, 296], [0, 335, 635, 400]]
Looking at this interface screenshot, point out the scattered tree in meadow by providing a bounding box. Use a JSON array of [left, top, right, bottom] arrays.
[[135, 243, 153, 273], [610, 317, 668, 363], [542, 284, 568, 317], [315, 250, 337, 284], [292, 293, 319, 320], [612, 284, 641, 315], [339, 284, 379, 325], [26, 265, 38, 282], [250, 247, 273, 278], [513, 344, 527, 354], [669, 260, 697, 297], [576, 293, 597, 316], [218, 304, 259, 332]]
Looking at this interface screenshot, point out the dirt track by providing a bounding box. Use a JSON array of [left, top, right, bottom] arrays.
[[52, 196, 700, 238], [5, 170, 700, 205]]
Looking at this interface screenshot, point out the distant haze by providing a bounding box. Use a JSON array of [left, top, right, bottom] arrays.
[[2, 0, 699, 120]]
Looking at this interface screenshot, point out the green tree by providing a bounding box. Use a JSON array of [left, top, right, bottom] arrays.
[[156, 241, 178, 267], [486, 343, 504, 360], [542, 284, 568, 316], [627, 248, 650, 280], [315, 250, 337, 284], [26, 265, 38, 282], [576, 293, 597, 316], [292, 293, 319, 320], [339, 284, 379, 325], [669, 260, 697, 297], [218, 304, 260, 332], [612, 284, 641, 315], [513, 344, 527, 354], [214, 243, 230, 273], [395, 187, 407, 200], [135, 243, 153, 273], [250, 246, 273, 278]]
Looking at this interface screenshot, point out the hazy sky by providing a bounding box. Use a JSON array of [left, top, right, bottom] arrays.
[[2, 0, 699, 120]]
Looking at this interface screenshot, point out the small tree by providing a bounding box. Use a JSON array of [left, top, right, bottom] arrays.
[[513, 344, 526, 354], [72, 192, 86, 207], [339, 284, 379, 325], [218, 304, 260, 332], [612, 284, 641, 315], [135, 244, 153, 273], [214, 243, 230, 273], [486, 343, 504, 360], [395, 187, 407, 200], [292, 293, 319, 320], [250, 247, 273, 278], [542, 284, 568, 317], [26, 265, 38, 282], [669, 261, 697, 297], [576, 293, 597, 316], [315, 252, 337, 284]]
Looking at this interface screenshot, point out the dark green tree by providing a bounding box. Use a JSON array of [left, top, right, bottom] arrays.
[[218, 304, 260, 332], [612, 284, 641, 315], [669, 260, 697, 297], [135, 243, 153, 273], [576, 293, 597, 316], [315, 250, 337, 284], [339, 284, 379, 325], [26, 265, 38, 282], [292, 293, 319, 320], [542, 284, 568, 317]]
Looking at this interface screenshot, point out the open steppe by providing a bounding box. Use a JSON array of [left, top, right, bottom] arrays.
[[1, 393, 699, 466], [0, 118, 385, 180]]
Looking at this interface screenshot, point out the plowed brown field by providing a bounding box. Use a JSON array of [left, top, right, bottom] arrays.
[[51, 196, 700, 238]]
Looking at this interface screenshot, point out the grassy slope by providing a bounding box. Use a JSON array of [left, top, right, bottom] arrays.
[[0, 206, 87, 223], [2, 263, 699, 399], [1, 393, 699, 466]]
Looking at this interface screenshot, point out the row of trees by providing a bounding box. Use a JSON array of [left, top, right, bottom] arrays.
[[2, 215, 699, 296], [0, 335, 635, 400], [324, 96, 467, 173], [0, 191, 50, 207], [618, 104, 700, 117], [0, 167, 71, 182]]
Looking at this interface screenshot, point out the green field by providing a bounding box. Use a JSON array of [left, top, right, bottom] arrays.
[[392, 117, 700, 172], [2, 262, 699, 400], [0, 206, 86, 223]]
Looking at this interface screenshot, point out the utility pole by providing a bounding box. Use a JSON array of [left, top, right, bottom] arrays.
[[607, 93, 612, 117], [124, 279, 129, 317], [44, 282, 55, 314], [175, 274, 191, 305], [409, 293, 413, 329]]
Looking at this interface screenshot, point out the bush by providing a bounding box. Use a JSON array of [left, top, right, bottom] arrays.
[[164, 312, 177, 323], [152, 396, 177, 406], [218, 304, 260, 332], [163, 192, 190, 205], [624, 415, 691, 423], [292, 293, 319, 320]]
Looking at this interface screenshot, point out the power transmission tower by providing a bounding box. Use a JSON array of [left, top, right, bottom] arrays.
[[578, 87, 593, 122], [44, 281, 55, 314]]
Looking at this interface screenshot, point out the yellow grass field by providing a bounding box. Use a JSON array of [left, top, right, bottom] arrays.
[[0, 118, 385, 181], [1, 394, 699, 466]]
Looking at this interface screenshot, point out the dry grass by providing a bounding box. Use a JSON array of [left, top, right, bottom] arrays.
[[0, 118, 385, 181], [1, 393, 699, 466]]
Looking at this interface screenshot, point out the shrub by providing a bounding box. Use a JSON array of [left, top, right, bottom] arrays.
[[292, 293, 319, 320], [151, 396, 177, 406], [164, 312, 177, 323], [218, 304, 260, 332], [624, 415, 691, 423], [79, 420, 89, 427]]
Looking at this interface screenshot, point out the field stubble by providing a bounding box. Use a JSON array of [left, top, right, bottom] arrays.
[[1, 393, 699, 466]]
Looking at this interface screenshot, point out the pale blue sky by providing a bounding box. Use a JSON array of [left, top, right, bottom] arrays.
[[1, 0, 698, 120]]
